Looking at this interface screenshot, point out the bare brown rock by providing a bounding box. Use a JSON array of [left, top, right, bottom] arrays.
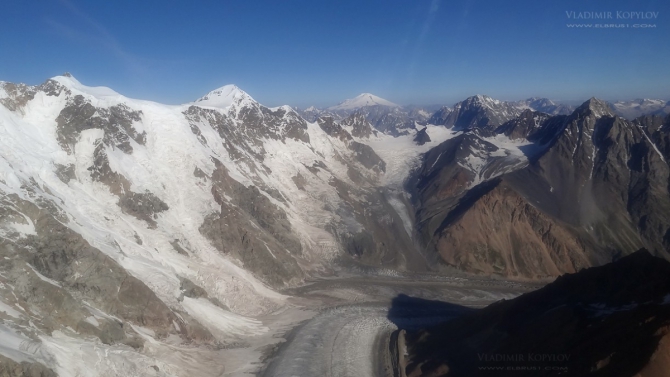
[[433, 182, 591, 278]]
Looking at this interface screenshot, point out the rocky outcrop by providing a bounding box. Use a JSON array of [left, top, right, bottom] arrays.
[[26, 212, 177, 334], [54, 163, 76, 184], [0, 195, 198, 346], [0, 83, 36, 114], [341, 112, 376, 138], [636, 114, 670, 164], [495, 109, 552, 140], [519, 99, 670, 253], [88, 142, 168, 228], [199, 158, 304, 287], [317, 116, 386, 173], [56, 95, 145, 154], [117, 190, 169, 228], [414, 127, 431, 145], [349, 142, 386, 173], [317, 116, 353, 142]]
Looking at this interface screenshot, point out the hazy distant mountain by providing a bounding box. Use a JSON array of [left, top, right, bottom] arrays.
[[327, 93, 400, 111], [301, 94, 582, 137], [299, 93, 433, 136], [610, 98, 670, 119], [429, 95, 524, 131], [429, 95, 573, 131], [514, 97, 574, 115]]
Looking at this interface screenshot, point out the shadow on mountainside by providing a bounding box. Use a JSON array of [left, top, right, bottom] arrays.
[[386, 294, 473, 331], [393, 249, 670, 377]]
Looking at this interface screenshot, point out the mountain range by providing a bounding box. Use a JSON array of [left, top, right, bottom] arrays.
[[301, 94, 670, 137], [0, 74, 668, 376]]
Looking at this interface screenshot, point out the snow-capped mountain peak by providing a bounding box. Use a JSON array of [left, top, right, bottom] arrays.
[[193, 84, 255, 108], [51, 73, 123, 99], [469, 94, 501, 106], [328, 93, 399, 111]]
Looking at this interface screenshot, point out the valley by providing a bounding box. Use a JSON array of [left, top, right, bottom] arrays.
[[263, 274, 535, 377]]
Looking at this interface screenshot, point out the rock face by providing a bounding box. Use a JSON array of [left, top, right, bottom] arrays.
[[402, 249, 670, 377], [55, 93, 146, 154], [429, 96, 574, 132], [410, 98, 670, 278], [340, 112, 376, 138], [0, 194, 204, 371], [431, 181, 592, 278], [495, 109, 553, 140], [0, 83, 36, 114], [199, 158, 304, 287]]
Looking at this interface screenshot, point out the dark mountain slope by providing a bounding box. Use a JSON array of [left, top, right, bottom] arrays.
[[402, 249, 670, 377]]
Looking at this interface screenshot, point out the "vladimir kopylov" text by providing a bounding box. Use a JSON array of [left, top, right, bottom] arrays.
[[566, 11, 659, 20]]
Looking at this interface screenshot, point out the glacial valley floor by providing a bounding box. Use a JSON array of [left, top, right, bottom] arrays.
[[256, 275, 539, 377]]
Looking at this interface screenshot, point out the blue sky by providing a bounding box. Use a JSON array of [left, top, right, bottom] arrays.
[[2, 0, 668, 107]]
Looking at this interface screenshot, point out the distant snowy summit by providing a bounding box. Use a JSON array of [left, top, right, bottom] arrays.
[[327, 93, 400, 111], [192, 84, 255, 108], [296, 93, 427, 136]]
